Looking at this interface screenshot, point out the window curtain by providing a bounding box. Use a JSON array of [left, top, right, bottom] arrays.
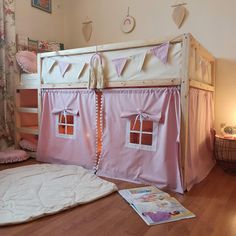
[[98, 88, 183, 193], [37, 89, 97, 170], [0, 0, 17, 144]]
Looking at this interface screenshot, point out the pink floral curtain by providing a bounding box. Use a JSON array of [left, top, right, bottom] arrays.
[[0, 0, 17, 143]]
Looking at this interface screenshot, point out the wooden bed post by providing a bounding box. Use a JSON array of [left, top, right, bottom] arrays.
[[37, 53, 42, 134], [180, 33, 191, 191]]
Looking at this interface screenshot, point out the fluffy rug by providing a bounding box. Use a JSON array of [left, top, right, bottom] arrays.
[[0, 164, 117, 226]]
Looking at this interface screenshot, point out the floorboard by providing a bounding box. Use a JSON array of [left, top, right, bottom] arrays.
[[0, 159, 236, 236]]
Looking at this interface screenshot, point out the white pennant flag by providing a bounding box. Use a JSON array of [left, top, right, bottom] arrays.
[[58, 61, 70, 77], [45, 58, 56, 73], [76, 62, 86, 79], [112, 57, 128, 77], [136, 51, 147, 72]]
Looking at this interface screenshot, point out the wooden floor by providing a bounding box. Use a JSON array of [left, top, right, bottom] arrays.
[[0, 159, 236, 236]]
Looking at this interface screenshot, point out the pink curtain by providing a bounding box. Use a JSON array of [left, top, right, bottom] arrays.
[[98, 88, 183, 193], [37, 89, 97, 170], [186, 88, 215, 190]]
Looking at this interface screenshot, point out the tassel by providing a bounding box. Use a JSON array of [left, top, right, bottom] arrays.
[[97, 61, 105, 89], [88, 66, 96, 89]]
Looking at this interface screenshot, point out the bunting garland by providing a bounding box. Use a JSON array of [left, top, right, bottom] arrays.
[[112, 57, 128, 77], [42, 41, 171, 82]]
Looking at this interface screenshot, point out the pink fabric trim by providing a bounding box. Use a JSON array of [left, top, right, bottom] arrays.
[[120, 109, 161, 123], [15, 51, 37, 73], [19, 139, 37, 152], [51, 108, 79, 115], [151, 42, 170, 64], [0, 150, 29, 163]]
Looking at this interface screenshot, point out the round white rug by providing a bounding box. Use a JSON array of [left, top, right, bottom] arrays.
[[0, 164, 117, 226]]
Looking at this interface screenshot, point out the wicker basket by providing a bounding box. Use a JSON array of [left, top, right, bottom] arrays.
[[214, 136, 236, 172]]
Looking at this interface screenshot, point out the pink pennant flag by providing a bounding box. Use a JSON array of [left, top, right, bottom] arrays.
[[112, 57, 128, 77], [151, 42, 170, 64], [58, 61, 70, 77]]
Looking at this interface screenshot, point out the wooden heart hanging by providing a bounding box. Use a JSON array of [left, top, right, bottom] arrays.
[[82, 20, 93, 42], [172, 5, 186, 28]]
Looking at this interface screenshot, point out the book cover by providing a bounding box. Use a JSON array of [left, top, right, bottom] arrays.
[[119, 186, 195, 225]]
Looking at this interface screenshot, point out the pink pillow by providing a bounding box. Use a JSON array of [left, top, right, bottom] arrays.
[[15, 51, 37, 73], [19, 139, 37, 152], [0, 150, 29, 164]]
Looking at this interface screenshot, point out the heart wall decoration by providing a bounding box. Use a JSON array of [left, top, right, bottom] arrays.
[[82, 19, 93, 42], [172, 3, 187, 29]]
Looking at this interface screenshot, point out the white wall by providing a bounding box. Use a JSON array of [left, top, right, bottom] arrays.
[[15, 0, 65, 43], [64, 0, 236, 133]]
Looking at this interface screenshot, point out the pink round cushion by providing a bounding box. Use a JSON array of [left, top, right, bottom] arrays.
[[15, 51, 37, 73], [0, 150, 29, 164], [19, 139, 37, 152]]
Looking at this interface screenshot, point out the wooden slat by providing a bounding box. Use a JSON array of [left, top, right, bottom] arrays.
[[40, 79, 181, 89], [17, 107, 38, 113], [180, 34, 191, 190], [16, 84, 40, 89], [17, 127, 39, 135], [41, 82, 88, 89], [37, 54, 42, 132], [190, 35, 215, 62], [189, 79, 215, 92], [106, 79, 181, 88]]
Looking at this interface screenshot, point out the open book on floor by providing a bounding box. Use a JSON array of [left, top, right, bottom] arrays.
[[118, 186, 195, 226]]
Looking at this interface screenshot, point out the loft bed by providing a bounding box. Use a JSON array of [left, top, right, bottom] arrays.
[[24, 33, 215, 193]]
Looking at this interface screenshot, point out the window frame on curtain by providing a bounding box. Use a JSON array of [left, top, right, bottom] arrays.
[[125, 119, 158, 151], [55, 112, 77, 139]]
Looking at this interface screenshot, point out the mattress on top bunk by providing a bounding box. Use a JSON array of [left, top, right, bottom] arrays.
[[41, 42, 182, 84], [20, 73, 39, 87]]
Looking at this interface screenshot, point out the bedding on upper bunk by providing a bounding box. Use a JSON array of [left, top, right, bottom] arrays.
[[16, 34, 64, 74], [16, 34, 64, 53]]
